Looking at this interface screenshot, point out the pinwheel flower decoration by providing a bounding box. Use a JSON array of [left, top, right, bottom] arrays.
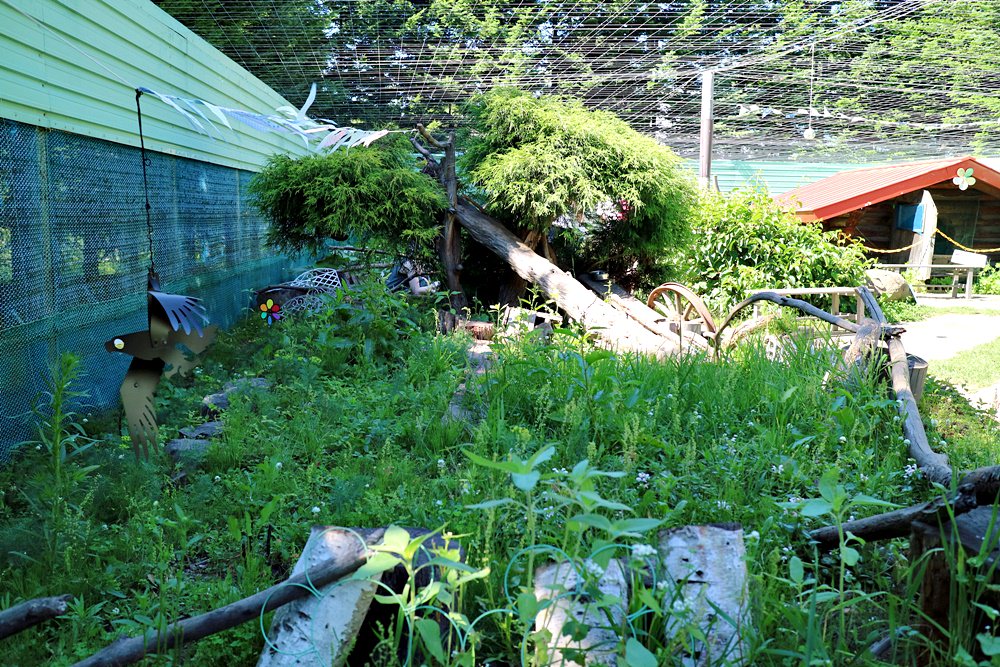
[[260, 298, 281, 325], [953, 168, 976, 191]]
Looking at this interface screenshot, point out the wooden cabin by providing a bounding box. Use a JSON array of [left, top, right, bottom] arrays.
[[777, 157, 1000, 271]]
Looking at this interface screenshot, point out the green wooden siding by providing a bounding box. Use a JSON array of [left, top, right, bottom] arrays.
[[0, 0, 312, 172], [684, 160, 879, 194]]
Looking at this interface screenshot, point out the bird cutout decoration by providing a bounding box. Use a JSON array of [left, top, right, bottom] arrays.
[[106, 271, 214, 460]]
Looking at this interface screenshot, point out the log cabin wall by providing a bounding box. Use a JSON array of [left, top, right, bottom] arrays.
[[820, 189, 1000, 264]]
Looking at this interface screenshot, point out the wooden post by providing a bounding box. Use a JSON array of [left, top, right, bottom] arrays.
[[417, 125, 467, 311], [907, 190, 937, 281], [698, 71, 714, 188]]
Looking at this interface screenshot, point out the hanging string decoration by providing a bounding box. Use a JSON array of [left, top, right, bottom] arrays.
[[138, 83, 394, 153], [105, 89, 217, 461]]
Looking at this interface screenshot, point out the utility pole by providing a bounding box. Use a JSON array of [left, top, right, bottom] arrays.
[[698, 70, 714, 189]]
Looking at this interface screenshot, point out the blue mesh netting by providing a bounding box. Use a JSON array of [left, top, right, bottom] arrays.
[[0, 118, 296, 460]]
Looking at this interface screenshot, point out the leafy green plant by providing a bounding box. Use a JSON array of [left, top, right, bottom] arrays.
[[975, 264, 1000, 295], [460, 87, 699, 288], [672, 188, 872, 311], [248, 135, 448, 258]]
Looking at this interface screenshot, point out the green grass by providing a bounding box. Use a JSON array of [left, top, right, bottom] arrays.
[[1, 282, 999, 665], [932, 336, 1000, 392]]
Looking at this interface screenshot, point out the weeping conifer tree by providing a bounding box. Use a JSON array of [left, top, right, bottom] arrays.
[[459, 87, 699, 301]]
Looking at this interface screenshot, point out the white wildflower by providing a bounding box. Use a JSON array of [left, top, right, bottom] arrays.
[[671, 599, 689, 614], [435, 500, 444, 506], [582, 559, 604, 579], [838, 436, 847, 443], [311, 506, 321, 514], [275, 461, 282, 470], [771, 464, 784, 475], [716, 500, 732, 511], [214, 475, 221, 482], [437, 458, 446, 469], [631, 544, 657, 560], [635, 472, 652, 488], [903, 464, 918, 478]]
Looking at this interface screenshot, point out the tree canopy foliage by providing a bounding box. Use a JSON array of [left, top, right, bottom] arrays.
[[248, 136, 447, 257], [461, 88, 698, 284], [158, 0, 998, 160]]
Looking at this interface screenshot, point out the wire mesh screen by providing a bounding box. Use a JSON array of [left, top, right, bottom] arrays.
[[0, 118, 293, 461]]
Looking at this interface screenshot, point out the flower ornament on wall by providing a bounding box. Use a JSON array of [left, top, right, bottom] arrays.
[[259, 298, 281, 324], [953, 167, 976, 191]]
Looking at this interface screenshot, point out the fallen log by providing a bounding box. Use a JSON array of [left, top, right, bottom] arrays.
[[809, 489, 975, 549], [454, 201, 681, 357], [73, 529, 381, 667], [578, 274, 708, 351], [0, 594, 72, 640], [887, 335, 951, 485]]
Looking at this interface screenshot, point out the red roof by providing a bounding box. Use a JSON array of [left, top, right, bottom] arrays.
[[777, 156, 1000, 222]]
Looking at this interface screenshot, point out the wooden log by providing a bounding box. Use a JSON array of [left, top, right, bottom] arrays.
[[958, 465, 1000, 506], [578, 274, 708, 351], [659, 524, 750, 666], [533, 559, 628, 666], [887, 335, 951, 485], [72, 529, 382, 667], [809, 489, 975, 549], [454, 202, 681, 357], [0, 594, 72, 640], [910, 507, 1000, 655]]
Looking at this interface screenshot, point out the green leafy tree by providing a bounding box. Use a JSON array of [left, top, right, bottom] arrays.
[[247, 136, 447, 258], [671, 188, 871, 310], [460, 87, 699, 290]]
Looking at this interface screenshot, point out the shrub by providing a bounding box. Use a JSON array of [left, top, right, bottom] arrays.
[[460, 87, 699, 287], [975, 263, 1000, 294], [248, 135, 448, 258], [671, 189, 872, 311]]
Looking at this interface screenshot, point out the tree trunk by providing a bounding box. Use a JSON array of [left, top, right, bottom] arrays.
[[0, 594, 72, 640], [455, 202, 681, 357], [439, 132, 467, 311], [497, 229, 544, 306]]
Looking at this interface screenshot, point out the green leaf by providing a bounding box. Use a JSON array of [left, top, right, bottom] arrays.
[[789, 556, 804, 585], [609, 517, 663, 537], [840, 546, 860, 567], [352, 551, 402, 580], [818, 470, 839, 502], [516, 592, 539, 621], [512, 470, 541, 492], [528, 445, 557, 469], [463, 450, 521, 474], [625, 637, 658, 667], [568, 513, 613, 531], [977, 633, 1000, 656], [851, 494, 899, 508], [466, 498, 516, 510], [379, 525, 411, 554], [415, 618, 447, 663], [799, 498, 833, 517]]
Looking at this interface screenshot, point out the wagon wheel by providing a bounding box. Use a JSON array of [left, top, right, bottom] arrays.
[[646, 283, 719, 348]]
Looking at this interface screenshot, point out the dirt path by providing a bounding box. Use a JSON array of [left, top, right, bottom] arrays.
[[900, 299, 1000, 418]]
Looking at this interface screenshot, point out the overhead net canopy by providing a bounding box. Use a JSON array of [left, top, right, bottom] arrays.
[[155, 0, 997, 163]]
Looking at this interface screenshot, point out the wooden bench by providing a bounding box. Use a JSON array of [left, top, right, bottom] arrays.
[[879, 250, 988, 299]]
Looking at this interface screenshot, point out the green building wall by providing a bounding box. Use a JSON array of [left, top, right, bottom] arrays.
[[0, 0, 312, 172]]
